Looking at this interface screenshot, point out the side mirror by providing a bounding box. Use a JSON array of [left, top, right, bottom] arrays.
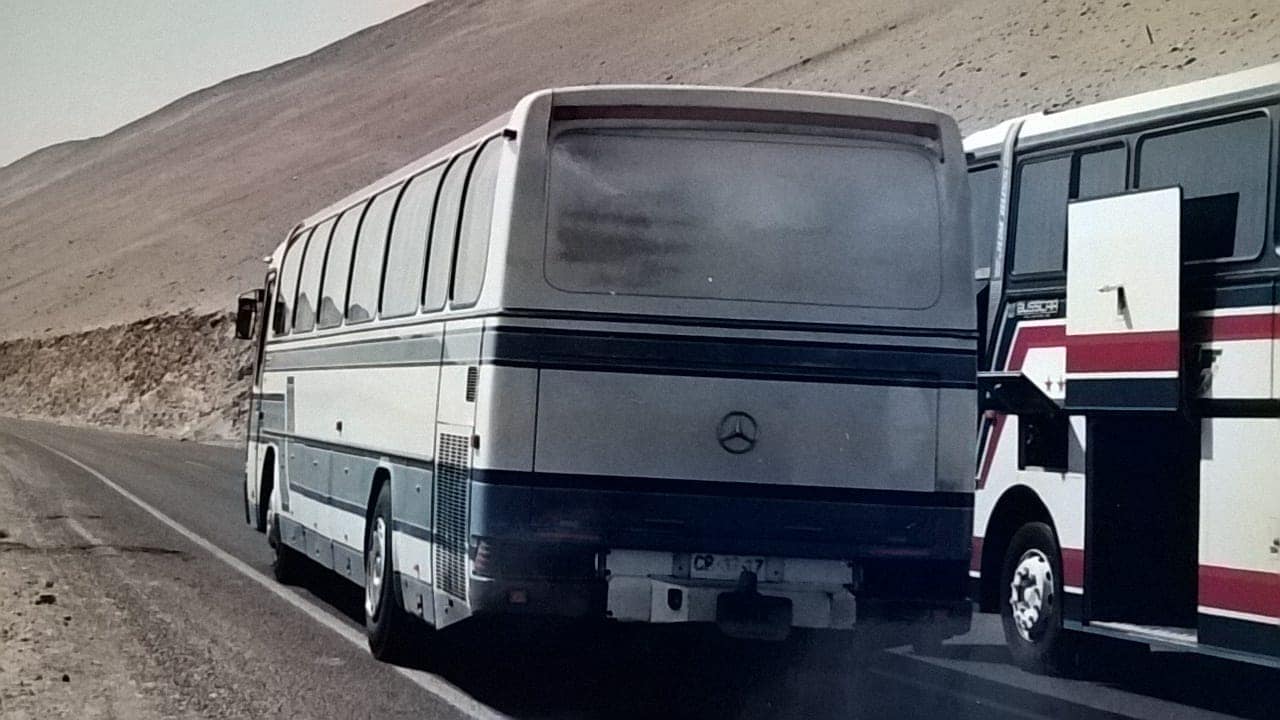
[[235, 289, 264, 340]]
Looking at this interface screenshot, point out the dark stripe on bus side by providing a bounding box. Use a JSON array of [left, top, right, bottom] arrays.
[[288, 483, 366, 517], [1198, 614, 1280, 660]]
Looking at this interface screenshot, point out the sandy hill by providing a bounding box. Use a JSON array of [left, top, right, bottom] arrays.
[[0, 0, 1277, 437]]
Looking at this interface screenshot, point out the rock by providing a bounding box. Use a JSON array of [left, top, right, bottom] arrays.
[[34, 593, 56, 605]]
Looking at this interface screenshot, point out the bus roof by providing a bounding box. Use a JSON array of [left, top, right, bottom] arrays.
[[291, 84, 956, 243], [964, 61, 1280, 157]]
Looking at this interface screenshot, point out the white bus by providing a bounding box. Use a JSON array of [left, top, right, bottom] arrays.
[[966, 63, 1280, 672], [237, 85, 976, 658]]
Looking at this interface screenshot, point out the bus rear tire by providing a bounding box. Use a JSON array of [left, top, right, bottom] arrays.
[[1000, 521, 1075, 675], [364, 482, 419, 662]]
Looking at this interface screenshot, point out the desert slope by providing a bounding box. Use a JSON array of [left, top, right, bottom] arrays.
[[0, 0, 1277, 436]]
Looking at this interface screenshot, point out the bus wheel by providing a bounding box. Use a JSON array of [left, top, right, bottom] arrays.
[[1000, 522, 1074, 675], [267, 489, 303, 585], [364, 483, 417, 662]]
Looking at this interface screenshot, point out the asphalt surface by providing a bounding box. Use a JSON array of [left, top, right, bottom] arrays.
[[0, 417, 1273, 719]]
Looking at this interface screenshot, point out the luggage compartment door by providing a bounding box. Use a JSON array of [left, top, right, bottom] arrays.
[[1064, 187, 1182, 411]]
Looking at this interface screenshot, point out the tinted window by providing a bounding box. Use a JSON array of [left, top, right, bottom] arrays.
[[381, 168, 443, 318], [453, 139, 502, 306], [545, 129, 942, 308], [1137, 115, 1270, 262], [348, 184, 400, 323], [294, 217, 334, 333], [1011, 146, 1126, 276], [273, 229, 309, 336], [1076, 146, 1126, 200], [318, 202, 366, 329], [424, 148, 477, 311], [1012, 156, 1071, 275], [968, 164, 1001, 273]]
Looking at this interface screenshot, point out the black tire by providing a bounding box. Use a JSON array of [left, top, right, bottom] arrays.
[[1000, 522, 1076, 675], [365, 482, 420, 662], [242, 478, 251, 526], [268, 499, 304, 585]]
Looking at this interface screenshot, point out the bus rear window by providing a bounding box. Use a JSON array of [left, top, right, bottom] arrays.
[[545, 128, 942, 309]]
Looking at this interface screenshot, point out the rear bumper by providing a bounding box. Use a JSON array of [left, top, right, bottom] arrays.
[[466, 476, 972, 635], [470, 473, 972, 561]]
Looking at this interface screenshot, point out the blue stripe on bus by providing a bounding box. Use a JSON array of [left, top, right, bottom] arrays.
[[483, 327, 976, 389]]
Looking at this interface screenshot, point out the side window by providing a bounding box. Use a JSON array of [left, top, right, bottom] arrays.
[[1011, 156, 1071, 275], [968, 164, 1001, 274], [1137, 114, 1270, 262], [1011, 145, 1126, 276], [348, 184, 400, 323], [294, 217, 334, 333], [424, 148, 478, 311], [1076, 146, 1126, 200], [318, 202, 367, 329], [273, 229, 310, 336], [453, 139, 503, 307], [381, 167, 444, 318]]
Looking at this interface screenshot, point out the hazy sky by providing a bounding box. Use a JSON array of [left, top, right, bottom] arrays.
[[0, 1, 428, 167]]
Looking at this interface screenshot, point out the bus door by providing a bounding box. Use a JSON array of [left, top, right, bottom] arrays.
[[1065, 188, 1200, 628], [1063, 187, 1182, 412], [246, 273, 275, 458]]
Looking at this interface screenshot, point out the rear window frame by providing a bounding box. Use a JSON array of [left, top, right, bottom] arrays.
[[540, 122, 947, 310]]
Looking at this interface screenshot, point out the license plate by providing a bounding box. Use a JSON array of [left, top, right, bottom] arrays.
[[690, 553, 766, 580]]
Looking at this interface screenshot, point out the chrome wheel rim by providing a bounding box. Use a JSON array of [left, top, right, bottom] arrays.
[[1009, 549, 1055, 642], [365, 517, 387, 619]]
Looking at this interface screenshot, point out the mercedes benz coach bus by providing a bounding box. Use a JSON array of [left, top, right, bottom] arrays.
[[235, 85, 976, 659], [966, 63, 1280, 672]]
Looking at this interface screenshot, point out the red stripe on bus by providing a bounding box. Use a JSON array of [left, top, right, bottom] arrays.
[[978, 324, 1066, 488], [976, 414, 1005, 490], [1190, 312, 1279, 342], [1061, 547, 1084, 587], [1065, 331, 1180, 373], [968, 539, 1084, 588], [1199, 565, 1280, 619], [1006, 324, 1065, 371]]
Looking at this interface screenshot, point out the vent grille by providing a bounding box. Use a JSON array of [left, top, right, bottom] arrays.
[[434, 432, 471, 599], [465, 366, 478, 403]]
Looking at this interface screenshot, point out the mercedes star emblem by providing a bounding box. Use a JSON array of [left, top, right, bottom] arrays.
[[717, 412, 758, 454]]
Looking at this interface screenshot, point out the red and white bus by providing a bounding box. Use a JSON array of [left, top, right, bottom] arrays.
[[966, 63, 1280, 672]]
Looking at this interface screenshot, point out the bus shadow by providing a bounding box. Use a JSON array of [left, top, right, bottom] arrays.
[[1098, 649, 1278, 719], [279, 564, 1279, 720]]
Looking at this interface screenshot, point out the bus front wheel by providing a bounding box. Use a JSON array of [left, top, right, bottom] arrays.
[[999, 522, 1075, 675]]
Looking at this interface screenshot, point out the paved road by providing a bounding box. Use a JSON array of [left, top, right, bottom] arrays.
[[0, 418, 1273, 719]]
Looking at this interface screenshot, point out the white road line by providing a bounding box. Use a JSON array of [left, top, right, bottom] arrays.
[[31, 439, 506, 720]]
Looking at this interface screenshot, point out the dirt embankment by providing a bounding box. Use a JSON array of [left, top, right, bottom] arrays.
[[0, 314, 250, 441]]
